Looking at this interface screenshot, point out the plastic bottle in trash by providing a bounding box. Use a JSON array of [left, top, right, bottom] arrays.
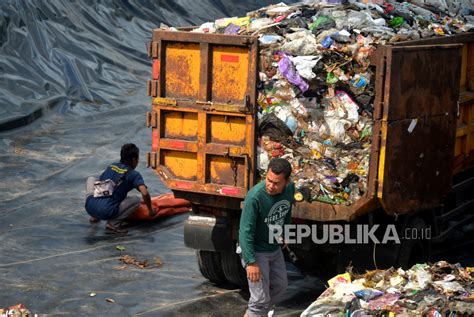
[[322, 36, 334, 48], [351, 74, 368, 89], [428, 310, 441, 317]]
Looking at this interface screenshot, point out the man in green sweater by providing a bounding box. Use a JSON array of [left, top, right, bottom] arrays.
[[239, 158, 294, 317]]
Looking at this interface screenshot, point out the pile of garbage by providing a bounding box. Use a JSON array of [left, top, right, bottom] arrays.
[[0, 303, 33, 316], [301, 261, 474, 316], [162, 1, 473, 205]]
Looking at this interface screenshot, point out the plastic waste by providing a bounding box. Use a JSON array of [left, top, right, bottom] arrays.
[[326, 72, 338, 84], [354, 288, 384, 301], [346, 10, 387, 29], [224, 23, 240, 35], [411, 0, 449, 11], [322, 36, 334, 48], [259, 34, 283, 45], [331, 29, 352, 43], [273, 79, 296, 100], [281, 30, 318, 55], [321, 118, 351, 143], [432, 281, 467, 295], [259, 113, 293, 141], [351, 74, 370, 95], [265, 3, 292, 16], [304, 261, 473, 315], [351, 74, 369, 89], [278, 55, 309, 92], [404, 264, 432, 291], [215, 16, 250, 28], [248, 18, 274, 32], [389, 17, 405, 29], [367, 293, 400, 310], [310, 15, 336, 33], [335, 91, 360, 123], [257, 146, 270, 172], [327, 272, 351, 288], [274, 106, 298, 133], [192, 22, 216, 33], [289, 55, 322, 80]]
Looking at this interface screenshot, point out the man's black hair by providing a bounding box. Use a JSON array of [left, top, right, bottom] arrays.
[[268, 158, 292, 179], [120, 143, 139, 166]]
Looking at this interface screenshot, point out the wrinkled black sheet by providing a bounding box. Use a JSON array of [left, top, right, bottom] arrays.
[[0, 1, 324, 315], [0, 0, 472, 315]]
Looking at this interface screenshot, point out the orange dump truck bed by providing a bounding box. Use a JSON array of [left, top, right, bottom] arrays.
[[146, 30, 474, 221]]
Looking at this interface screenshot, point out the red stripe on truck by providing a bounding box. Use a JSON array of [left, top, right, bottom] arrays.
[[168, 140, 185, 150], [152, 60, 160, 80], [220, 187, 239, 195], [221, 54, 239, 63], [152, 130, 159, 152], [175, 182, 194, 190]]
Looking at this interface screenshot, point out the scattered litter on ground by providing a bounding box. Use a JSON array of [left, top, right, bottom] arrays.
[[302, 261, 474, 316], [0, 304, 32, 316], [117, 254, 164, 270]]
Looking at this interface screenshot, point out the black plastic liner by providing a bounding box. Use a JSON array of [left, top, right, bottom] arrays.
[[0, 1, 471, 315]]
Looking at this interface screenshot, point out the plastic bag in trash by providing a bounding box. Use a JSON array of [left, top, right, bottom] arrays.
[[278, 55, 309, 92], [353, 288, 384, 301], [432, 280, 467, 295], [192, 22, 216, 33], [281, 30, 318, 55], [274, 106, 298, 133], [258, 112, 293, 141], [289, 55, 322, 80], [411, 0, 449, 11], [327, 272, 351, 288], [259, 34, 283, 45], [257, 146, 270, 172], [404, 264, 432, 291], [223, 23, 240, 35], [248, 18, 274, 32], [309, 15, 336, 33], [367, 292, 400, 310]]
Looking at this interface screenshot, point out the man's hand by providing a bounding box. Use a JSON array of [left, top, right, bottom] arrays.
[[246, 263, 261, 283], [138, 185, 155, 217], [148, 207, 158, 217]]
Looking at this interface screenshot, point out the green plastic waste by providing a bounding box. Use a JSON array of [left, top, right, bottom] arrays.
[[309, 15, 333, 31], [389, 17, 404, 28], [326, 72, 338, 84]]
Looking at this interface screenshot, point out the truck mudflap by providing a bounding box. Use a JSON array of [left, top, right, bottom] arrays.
[[184, 214, 234, 251]]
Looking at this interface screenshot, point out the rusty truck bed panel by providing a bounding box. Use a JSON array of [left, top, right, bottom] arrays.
[[147, 30, 258, 199], [377, 44, 462, 216], [393, 34, 474, 175], [148, 30, 474, 221]]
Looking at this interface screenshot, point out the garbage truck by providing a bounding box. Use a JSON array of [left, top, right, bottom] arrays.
[[145, 28, 474, 286]]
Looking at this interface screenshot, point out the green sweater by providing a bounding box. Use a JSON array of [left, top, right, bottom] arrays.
[[239, 180, 294, 265]]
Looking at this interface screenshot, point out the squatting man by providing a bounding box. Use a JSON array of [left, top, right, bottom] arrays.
[[84, 143, 157, 234]]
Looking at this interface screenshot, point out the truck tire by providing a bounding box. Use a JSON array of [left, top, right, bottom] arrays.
[[221, 251, 248, 288], [397, 217, 430, 269], [196, 250, 227, 284]]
